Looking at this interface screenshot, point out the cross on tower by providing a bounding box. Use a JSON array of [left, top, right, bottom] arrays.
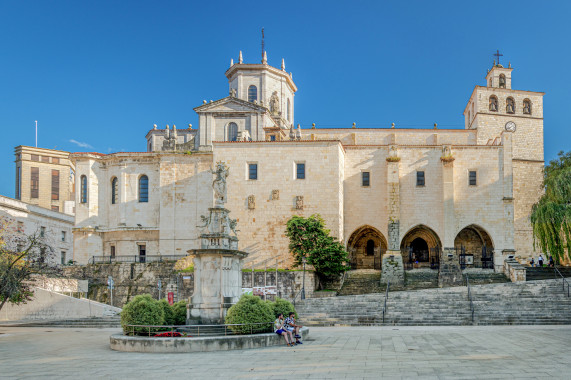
[[493, 50, 503, 65]]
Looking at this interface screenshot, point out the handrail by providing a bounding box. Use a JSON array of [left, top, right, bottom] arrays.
[[90, 255, 187, 264], [125, 321, 274, 337], [292, 287, 304, 308], [465, 274, 474, 324], [554, 266, 570, 297], [381, 280, 390, 324]]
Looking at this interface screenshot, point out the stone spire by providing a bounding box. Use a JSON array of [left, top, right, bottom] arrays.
[[281, 58, 285, 71], [239, 51, 243, 64], [262, 51, 267, 64]]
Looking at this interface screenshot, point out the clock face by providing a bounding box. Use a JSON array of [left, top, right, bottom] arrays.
[[505, 121, 516, 132]]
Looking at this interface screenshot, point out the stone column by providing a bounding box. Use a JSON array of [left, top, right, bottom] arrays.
[[500, 131, 516, 271], [382, 147, 404, 286]]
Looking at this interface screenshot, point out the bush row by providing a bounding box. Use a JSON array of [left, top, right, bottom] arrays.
[[120, 294, 187, 334], [224, 295, 297, 334]]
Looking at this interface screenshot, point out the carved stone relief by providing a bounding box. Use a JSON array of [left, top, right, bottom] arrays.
[[272, 190, 279, 200], [248, 195, 255, 210], [295, 195, 304, 210]]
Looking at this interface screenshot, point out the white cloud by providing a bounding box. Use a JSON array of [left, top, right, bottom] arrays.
[[69, 139, 93, 149]]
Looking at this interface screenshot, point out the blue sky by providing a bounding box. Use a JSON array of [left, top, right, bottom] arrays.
[[1, 1, 570, 198]]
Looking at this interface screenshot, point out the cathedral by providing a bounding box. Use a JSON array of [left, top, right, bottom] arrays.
[[71, 51, 544, 273]]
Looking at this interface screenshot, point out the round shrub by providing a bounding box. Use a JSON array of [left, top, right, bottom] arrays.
[[271, 297, 298, 319], [120, 294, 165, 335], [158, 299, 175, 325], [172, 301, 187, 325], [224, 295, 273, 334]]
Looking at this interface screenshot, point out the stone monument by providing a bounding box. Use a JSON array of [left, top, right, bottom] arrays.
[[188, 162, 248, 324]]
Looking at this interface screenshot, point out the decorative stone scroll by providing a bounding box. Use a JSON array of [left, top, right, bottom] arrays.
[[295, 196, 304, 210], [271, 190, 279, 200]]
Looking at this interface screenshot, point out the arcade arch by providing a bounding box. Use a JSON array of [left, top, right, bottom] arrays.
[[347, 226, 387, 269], [400, 225, 442, 269]]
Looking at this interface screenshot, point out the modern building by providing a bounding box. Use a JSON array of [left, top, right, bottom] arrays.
[[70, 52, 544, 272]]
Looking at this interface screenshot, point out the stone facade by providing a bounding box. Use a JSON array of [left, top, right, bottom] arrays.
[[69, 54, 545, 274], [14, 146, 75, 214], [0, 195, 74, 265]]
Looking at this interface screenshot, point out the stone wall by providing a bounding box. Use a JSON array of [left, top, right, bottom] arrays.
[[64, 263, 317, 307]]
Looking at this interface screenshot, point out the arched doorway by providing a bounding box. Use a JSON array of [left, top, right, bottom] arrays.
[[347, 226, 388, 269], [400, 225, 442, 269], [454, 225, 494, 269]]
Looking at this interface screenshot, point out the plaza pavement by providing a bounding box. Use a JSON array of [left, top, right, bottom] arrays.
[[0, 325, 570, 379]]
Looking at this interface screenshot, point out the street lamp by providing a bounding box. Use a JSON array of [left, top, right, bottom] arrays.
[[302, 257, 307, 300]]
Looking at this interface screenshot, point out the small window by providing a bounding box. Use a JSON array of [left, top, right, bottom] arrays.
[[80, 175, 88, 203], [248, 85, 257, 102], [469, 171, 477, 186], [51, 205, 59, 212], [416, 171, 425, 187], [52, 157, 59, 164], [30, 167, 39, 199], [523, 99, 532, 115], [111, 177, 118, 204], [362, 172, 370, 187], [489, 96, 498, 112], [296, 163, 305, 180], [31, 154, 39, 162], [40, 226, 46, 238], [227, 122, 238, 142], [61, 231, 66, 242], [138, 244, 146, 263], [61, 251, 66, 265], [270, 135, 276, 141], [110, 245, 116, 258], [248, 164, 258, 180], [51, 169, 59, 200], [41, 156, 49, 163], [139, 175, 149, 203]]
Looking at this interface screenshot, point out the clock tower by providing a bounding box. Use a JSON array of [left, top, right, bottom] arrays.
[[463, 58, 545, 258]]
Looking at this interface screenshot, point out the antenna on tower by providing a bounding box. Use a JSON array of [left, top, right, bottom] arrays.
[[261, 27, 265, 62]]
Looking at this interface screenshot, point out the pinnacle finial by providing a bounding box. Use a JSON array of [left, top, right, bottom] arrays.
[[230, 58, 234, 66], [188, 124, 192, 129], [312, 123, 316, 129], [508, 61, 511, 68], [239, 51, 243, 64], [281, 58, 285, 71], [434, 123, 438, 129], [352, 122, 356, 129], [153, 124, 157, 130], [391, 123, 395, 129], [166, 124, 170, 129], [262, 51, 267, 64]]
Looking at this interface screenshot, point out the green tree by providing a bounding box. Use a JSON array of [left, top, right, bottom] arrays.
[[285, 214, 350, 278], [530, 151, 571, 262]]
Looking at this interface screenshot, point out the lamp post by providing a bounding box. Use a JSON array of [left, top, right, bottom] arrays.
[[302, 257, 306, 300], [158, 278, 162, 300]]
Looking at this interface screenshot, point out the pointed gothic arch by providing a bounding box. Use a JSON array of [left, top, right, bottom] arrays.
[[400, 224, 442, 269], [454, 224, 494, 268], [347, 225, 387, 269]]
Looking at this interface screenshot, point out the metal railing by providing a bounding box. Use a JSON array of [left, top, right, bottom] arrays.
[[554, 266, 571, 297], [292, 287, 304, 308], [465, 274, 474, 324], [125, 321, 274, 337], [90, 255, 188, 264], [381, 280, 390, 324]]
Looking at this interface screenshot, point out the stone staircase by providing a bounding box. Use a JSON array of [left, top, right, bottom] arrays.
[[3, 317, 122, 328], [337, 270, 384, 296], [297, 278, 571, 326], [526, 267, 571, 281]]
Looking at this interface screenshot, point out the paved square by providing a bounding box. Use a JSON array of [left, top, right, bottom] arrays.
[[1, 325, 570, 379]]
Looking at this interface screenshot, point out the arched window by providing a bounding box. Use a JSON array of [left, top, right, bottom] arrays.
[[499, 74, 506, 88], [80, 175, 87, 204], [506, 97, 515, 114], [489, 78, 492, 87], [248, 85, 257, 102], [139, 175, 148, 203], [228, 122, 238, 141], [111, 177, 118, 204], [489, 96, 498, 112], [523, 99, 532, 115], [287, 98, 291, 121]]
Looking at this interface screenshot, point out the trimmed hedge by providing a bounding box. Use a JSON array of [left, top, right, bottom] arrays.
[[120, 294, 165, 334], [224, 295, 274, 334], [172, 301, 187, 325], [159, 299, 176, 325]]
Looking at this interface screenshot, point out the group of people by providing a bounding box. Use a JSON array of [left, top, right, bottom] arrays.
[[274, 312, 303, 347], [529, 254, 555, 268]]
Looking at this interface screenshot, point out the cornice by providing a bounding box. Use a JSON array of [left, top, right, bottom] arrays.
[[224, 63, 297, 92]]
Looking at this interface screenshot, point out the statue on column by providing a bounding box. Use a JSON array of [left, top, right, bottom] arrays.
[[212, 162, 229, 207]]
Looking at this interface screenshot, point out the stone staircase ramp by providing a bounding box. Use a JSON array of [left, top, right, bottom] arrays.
[[4, 317, 122, 328], [526, 267, 571, 281], [296, 293, 384, 326], [337, 270, 384, 296]]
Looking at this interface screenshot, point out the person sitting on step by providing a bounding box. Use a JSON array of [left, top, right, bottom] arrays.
[[285, 312, 303, 345], [274, 313, 294, 346]]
